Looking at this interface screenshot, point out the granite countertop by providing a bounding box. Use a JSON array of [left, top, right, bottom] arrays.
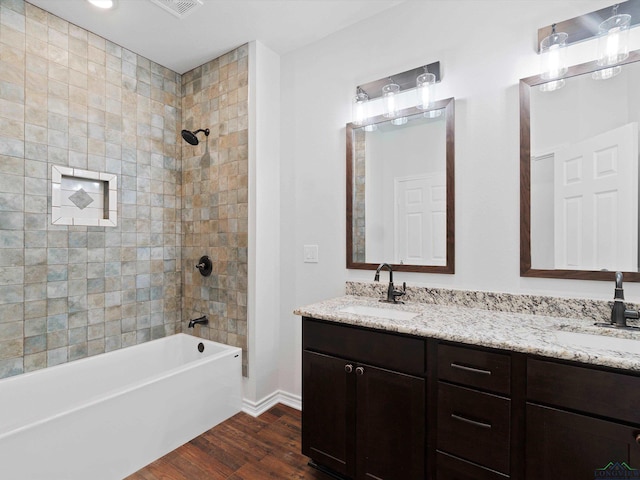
[[294, 294, 640, 372]]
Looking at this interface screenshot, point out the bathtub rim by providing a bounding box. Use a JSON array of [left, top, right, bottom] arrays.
[[0, 333, 241, 442]]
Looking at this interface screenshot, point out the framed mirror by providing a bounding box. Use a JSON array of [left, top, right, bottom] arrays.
[[346, 97, 455, 273], [521, 50, 640, 281]]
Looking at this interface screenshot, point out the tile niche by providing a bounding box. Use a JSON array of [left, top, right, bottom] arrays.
[[51, 166, 117, 227]]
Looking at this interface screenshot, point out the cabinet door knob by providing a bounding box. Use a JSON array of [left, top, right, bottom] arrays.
[[636, 433, 640, 445], [345, 364, 353, 373], [356, 366, 365, 375]]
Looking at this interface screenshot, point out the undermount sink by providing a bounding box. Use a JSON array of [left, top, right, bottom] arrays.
[[554, 330, 640, 354], [338, 305, 419, 321]]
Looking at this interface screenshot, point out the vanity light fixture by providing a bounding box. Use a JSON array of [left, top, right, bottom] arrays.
[[87, 0, 116, 8], [593, 5, 631, 80], [536, 1, 640, 85], [539, 23, 568, 92], [382, 80, 400, 118], [416, 67, 437, 110], [351, 61, 441, 124], [352, 87, 369, 126]]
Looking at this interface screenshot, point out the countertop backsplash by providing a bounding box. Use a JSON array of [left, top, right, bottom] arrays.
[[346, 281, 640, 327]]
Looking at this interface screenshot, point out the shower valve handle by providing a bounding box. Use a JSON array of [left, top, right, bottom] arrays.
[[195, 255, 212, 277]]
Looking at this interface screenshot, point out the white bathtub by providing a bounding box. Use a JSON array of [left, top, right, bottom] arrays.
[[0, 333, 242, 480]]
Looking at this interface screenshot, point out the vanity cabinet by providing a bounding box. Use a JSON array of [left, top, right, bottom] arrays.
[[436, 343, 517, 479], [301, 314, 640, 480], [525, 359, 640, 479], [302, 318, 426, 480]]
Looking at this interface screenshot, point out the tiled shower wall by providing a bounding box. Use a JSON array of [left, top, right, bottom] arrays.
[[0, 0, 183, 377], [181, 46, 249, 376]]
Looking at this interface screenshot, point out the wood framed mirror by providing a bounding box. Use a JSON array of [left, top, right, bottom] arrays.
[[346, 97, 455, 273], [521, 50, 640, 281]]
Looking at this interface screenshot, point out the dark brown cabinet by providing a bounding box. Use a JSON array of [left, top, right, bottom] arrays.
[[436, 343, 516, 478], [302, 350, 354, 477], [526, 404, 640, 479], [302, 316, 640, 480], [302, 318, 426, 480], [525, 358, 640, 480]]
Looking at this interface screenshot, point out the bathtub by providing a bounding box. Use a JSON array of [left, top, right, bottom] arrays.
[[0, 333, 242, 480]]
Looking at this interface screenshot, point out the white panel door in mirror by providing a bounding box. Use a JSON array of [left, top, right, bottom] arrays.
[[393, 173, 446, 266], [551, 123, 638, 271]]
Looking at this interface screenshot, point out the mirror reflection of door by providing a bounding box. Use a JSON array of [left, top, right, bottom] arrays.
[[361, 112, 446, 266], [394, 174, 446, 265], [526, 56, 640, 277], [553, 123, 638, 271], [532, 123, 638, 271]]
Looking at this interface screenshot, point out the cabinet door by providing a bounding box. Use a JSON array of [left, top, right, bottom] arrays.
[[302, 350, 355, 478], [526, 404, 640, 479], [356, 363, 425, 480]]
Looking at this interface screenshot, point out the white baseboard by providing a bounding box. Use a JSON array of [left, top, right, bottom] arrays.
[[242, 390, 301, 417]]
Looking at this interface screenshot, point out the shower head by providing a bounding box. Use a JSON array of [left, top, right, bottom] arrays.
[[181, 128, 210, 145]]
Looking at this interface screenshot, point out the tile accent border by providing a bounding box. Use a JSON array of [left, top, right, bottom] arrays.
[[51, 166, 117, 227]]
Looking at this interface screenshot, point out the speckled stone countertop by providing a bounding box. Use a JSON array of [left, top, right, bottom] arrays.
[[294, 294, 640, 372]]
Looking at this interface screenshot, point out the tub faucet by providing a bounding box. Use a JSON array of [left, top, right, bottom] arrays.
[[374, 263, 406, 304], [611, 272, 639, 328], [188, 315, 209, 328]]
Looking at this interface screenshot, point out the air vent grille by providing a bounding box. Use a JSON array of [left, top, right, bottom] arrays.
[[148, 0, 203, 19]]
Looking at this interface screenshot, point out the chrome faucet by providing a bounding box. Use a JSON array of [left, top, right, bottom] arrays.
[[188, 315, 209, 328], [610, 272, 639, 328], [374, 263, 406, 304]]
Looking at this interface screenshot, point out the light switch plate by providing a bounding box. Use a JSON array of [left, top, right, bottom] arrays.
[[304, 245, 319, 263]]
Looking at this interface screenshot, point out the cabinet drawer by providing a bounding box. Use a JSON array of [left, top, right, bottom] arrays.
[[437, 451, 509, 480], [303, 317, 425, 376], [437, 383, 511, 474], [527, 358, 640, 424], [438, 343, 511, 394]]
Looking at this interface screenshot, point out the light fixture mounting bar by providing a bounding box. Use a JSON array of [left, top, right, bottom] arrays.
[[537, 0, 640, 53], [358, 61, 440, 100]]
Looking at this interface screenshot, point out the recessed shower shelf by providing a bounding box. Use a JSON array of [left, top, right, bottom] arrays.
[[51, 166, 117, 227]]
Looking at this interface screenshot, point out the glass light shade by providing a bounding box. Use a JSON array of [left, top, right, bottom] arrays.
[[592, 65, 622, 80], [540, 31, 568, 80], [416, 72, 436, 110], [423, 109, 443, 119], [596, 14, 631, 67], [364, 124, 377, 132], [382, 83, 400, 118], [391, 117, 408, 126], [538, 79, 565, 93], [352, 91, 369, 126], [87, 0, 115, 8]]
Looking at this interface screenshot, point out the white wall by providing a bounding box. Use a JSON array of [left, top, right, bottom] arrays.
[[245, 41, 282, 409], [277, 1, 640, 399]]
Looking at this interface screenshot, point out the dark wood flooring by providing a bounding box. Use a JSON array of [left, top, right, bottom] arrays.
[[125, 404, 333, 480]]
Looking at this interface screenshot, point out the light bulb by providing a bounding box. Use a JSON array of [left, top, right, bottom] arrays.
[[416, 72, 436, 110], [540, 29, 568, 81], [87, 0, 115, 8], [352, 90, 369, 126], [596, 14, 631, 67], [382, 83, 400, 118]]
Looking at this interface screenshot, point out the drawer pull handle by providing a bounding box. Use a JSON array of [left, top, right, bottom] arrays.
[[345, 364, 353, 373], [356, 366, 365, 375], [450, 363, 492, 376], [451, 413, 492, 430]]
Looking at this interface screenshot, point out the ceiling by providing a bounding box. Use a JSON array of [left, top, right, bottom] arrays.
[[27, 0, 404, 74]]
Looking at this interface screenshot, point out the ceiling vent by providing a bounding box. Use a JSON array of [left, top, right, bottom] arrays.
[[148, 0, 203, 19]]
